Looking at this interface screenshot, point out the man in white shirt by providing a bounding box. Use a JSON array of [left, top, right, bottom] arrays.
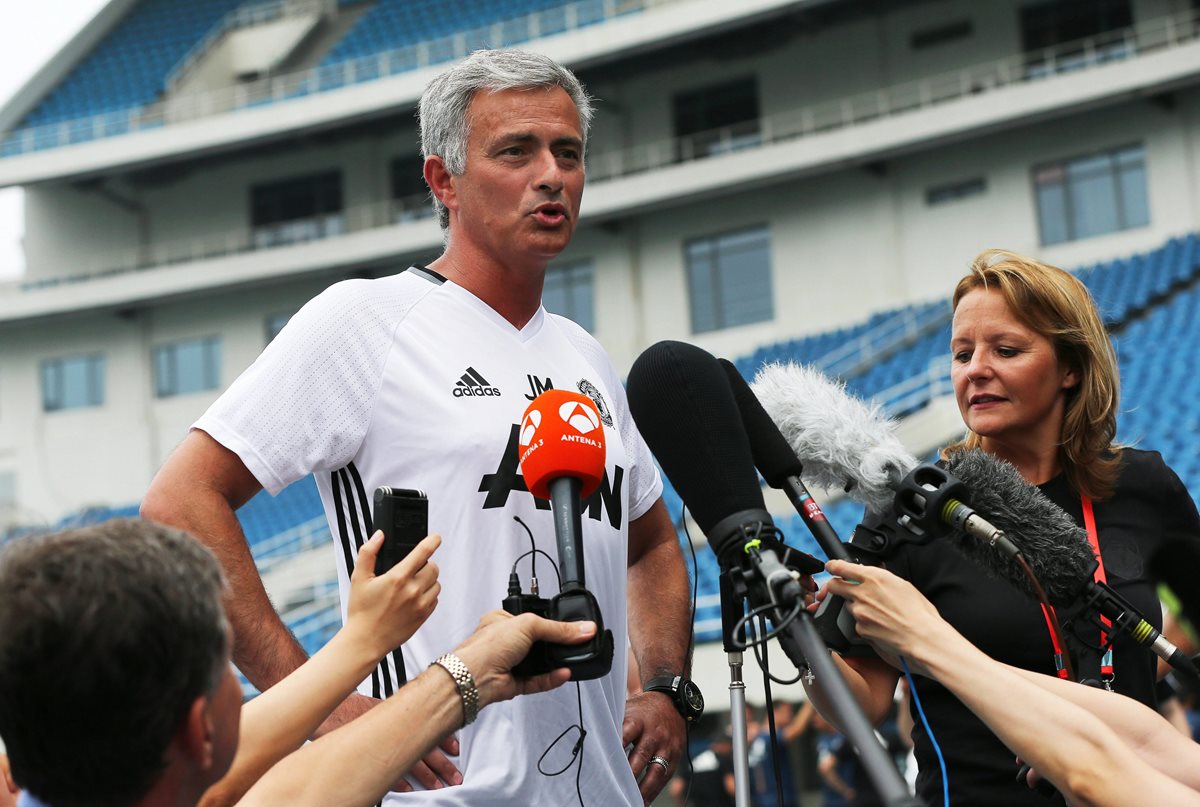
[[143, 49, 691, 806]]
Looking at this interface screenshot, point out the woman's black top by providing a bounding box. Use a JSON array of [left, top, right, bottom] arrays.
[[886, 448, 1200, 805]]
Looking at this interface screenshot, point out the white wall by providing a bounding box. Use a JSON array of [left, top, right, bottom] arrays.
[[0, 277, 330, 522]]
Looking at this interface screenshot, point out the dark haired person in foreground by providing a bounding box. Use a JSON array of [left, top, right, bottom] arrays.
[[0, 519, 589, 807], [823, 559, 1200, 806]]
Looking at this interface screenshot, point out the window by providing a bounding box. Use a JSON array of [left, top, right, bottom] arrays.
[[265, 312, 292, 344], [673, 78, 760, 160], [542, 262, 595, 332], [41, 354, 105, 411], [686, 226, 774, 334], [926, 177, 987, 206], [251, 171, 344, 248], [911, 20, 973, 50], [391, 155, 433, 223], [153, 337, 221, 398], [1020, 0, 1133, 77], [1034, 144, 1148, 245]]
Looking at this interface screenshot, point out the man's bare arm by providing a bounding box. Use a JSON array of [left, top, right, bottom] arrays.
[[142, 430, 304, 689], [624, 498, 691, 805]]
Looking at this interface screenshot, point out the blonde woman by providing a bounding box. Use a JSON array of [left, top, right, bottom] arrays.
[[812, 250, 1200, 805]]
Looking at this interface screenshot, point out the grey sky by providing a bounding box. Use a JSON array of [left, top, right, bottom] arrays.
[[0, 0, 109, 279]]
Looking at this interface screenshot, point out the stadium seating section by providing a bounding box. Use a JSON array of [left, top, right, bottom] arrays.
[[323, 0, 613, 70], [9, 0, 631, 151], [21, 0, 248, 130]]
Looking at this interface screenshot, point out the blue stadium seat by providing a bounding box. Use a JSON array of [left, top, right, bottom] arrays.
[[20, 0, 248, 130]]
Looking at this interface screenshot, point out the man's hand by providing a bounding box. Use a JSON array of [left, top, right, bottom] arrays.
[[455, 610, 596, 706], [622, 691, 685, 806], [345, 530, 442, 657]]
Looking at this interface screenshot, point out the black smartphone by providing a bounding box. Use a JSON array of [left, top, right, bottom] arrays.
[[371, 487, 428, 576]]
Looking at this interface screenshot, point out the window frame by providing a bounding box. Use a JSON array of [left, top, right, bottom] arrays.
[[152, 336, 222, 399], [1033, 143, 1149, 246], [40, 353, 106, 412], [684, 224, 775, 334]]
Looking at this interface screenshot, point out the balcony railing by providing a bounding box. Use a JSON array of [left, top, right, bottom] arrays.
[[19, 194, 434, 292], [586, 7, 1200, 181], [9, 7, 1200, 293], [165, 0, 339, 92], [0, 0, 660, 158]]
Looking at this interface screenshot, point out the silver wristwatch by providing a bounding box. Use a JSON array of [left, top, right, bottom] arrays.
[[432, 653, 481, 726]]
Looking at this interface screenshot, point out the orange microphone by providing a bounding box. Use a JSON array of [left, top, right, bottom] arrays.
[[518, 390, 606, 588]]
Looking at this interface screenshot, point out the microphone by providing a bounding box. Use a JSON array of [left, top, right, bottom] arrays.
[[752, 361, 914, 513], [754, 362, 1021, 558], [628, 343, 925, 807], [514, 389, 613, 679], [718, 358, 849, 562], [518, 389, 607, 589], [625, 342, 819, 609]]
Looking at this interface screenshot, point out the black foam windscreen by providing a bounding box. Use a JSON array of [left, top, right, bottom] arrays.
[[943, 449, 1097, 605], [626, 341, 770, 559], [718, 358, 805, 486]]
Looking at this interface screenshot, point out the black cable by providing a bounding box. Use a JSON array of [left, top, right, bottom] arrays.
[[536, 682, 587, 807], [732, 600, 804, 650], [509, 547, 561, 588], [750, 628, 804, 686], [513, 516, 540, 581], [679, 507, 701, 807], [513, 536, 586, 806], [756, 617, 785, 807]]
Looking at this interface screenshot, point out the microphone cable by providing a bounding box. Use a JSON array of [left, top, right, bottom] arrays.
[[1013, 552, 1077, 683], [675, 503, 701, 807], [512, 517, 588, 807], [901, 656, 949, 807]]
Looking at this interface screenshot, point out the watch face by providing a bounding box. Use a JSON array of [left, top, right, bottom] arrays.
[[681, 680, 704, 716]]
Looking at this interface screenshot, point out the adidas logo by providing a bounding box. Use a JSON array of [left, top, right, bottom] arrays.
[[453, 367, 502, 398]]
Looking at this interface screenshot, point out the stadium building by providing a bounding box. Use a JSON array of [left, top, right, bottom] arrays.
[[1, 0, 1199, 705]]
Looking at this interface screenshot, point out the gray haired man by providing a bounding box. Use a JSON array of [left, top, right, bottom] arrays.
[[144, 49, 691, 805]]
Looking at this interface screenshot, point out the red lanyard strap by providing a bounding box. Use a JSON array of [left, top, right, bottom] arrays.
[[1081, 495, 1114, 679], [1040, 495, 1110, 680]]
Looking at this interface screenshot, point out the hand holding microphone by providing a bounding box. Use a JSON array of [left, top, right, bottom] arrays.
[[504, 389, 614, 680]]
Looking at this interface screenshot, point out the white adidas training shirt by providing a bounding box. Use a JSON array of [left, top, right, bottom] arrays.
[[196, 267, 662, 805]]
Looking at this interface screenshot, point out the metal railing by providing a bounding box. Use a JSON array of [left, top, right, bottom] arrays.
[[166, 0, 339, 92], [9, 8, 1200, 290], [9, 5, 1195, 161], [585, 8, 1200, 181], [877, 355, 953, 418], [1, 0, 660, 157], [814, 301, 950, 379], [20, 194, 434, 291], [252, 514, 332, 573]]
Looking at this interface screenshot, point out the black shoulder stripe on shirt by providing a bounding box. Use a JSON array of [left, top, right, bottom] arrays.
[[332, 466, 382, 700], [407, 265, 447, 285], [340, 464, 397, 698]]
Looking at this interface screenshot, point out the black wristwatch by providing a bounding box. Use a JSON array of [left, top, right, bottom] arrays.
[[644, 674, 704, 724]]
